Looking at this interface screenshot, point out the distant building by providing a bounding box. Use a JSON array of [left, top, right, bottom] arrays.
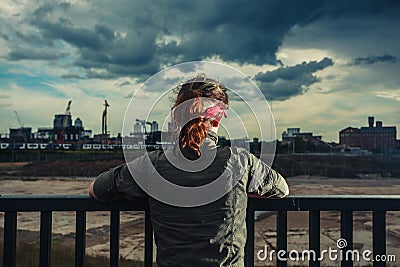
[[37, 127, 54, 141], [9, 127, 32, 142], [53, 114, 72, 129], [339, 116, 396, 152], [217, 136, 230, 147], [74, 117, 83, 129], [151, 121, 158, 133], [146, 131, 161, 145], [282, 128, 300, 140], [132, 122, 145, 143], [231, 137, 249, 149], [282, 128, 322, 143], [134, 122, 144, 134], [82, 130, 92, 139], [52, 114, 87, 143], [250, 137, 261, 154]]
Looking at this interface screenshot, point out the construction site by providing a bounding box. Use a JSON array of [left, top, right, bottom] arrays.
[[0, 100, 168, 150]]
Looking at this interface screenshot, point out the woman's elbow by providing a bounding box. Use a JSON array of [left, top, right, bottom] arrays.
[[282, 182, 289, 197], [88, 181, 98, 200]]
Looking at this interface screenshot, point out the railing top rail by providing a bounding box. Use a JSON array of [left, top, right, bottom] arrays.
[[1, 195, 400, 212]]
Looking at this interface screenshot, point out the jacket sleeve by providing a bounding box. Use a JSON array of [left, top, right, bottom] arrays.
[[92, 160, 147, 202], [247, 153, 289, 198]]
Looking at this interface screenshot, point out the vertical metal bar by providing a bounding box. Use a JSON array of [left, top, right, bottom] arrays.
[[373, 211, 386, 267], [40, 211, 52, 267], [244, 204, 255, 267], [276, 211, 287, 267], [3, 211, 17, 267], [144, 209, 153, 267], [309, 211, 320, 267], [75, 211, 86, 267], [110, 210, 120, 267], [340, 211, 353, 267]]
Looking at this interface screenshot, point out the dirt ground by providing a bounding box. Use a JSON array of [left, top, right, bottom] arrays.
[[1, 175, 399, 266]]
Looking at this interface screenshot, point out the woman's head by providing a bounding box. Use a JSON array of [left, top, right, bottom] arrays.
[[172, 74, 229, 156]]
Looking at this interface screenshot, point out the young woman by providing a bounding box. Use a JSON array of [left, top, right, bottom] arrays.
[[89, 76, 289, 267]]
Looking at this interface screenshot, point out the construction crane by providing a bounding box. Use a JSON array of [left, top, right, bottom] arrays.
[[60, 100, 72, 143], [14, 111, 27, 143], [14, 111, 23, 128], [65, 100, 72, 115], [102, 100, 110, 144]]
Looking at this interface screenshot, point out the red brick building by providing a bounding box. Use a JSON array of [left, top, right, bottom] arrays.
[[339, 117, 397, 152]]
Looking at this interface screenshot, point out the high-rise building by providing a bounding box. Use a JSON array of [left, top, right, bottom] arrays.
[[134, 122, 144, 134], [53, 114, 72, 129], [151, 121, 158, 133]]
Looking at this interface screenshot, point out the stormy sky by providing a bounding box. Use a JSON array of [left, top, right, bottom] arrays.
[[0, 0, 399, 141]]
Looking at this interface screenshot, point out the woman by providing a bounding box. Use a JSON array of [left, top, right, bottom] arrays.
[[89, 75, 289, 267]]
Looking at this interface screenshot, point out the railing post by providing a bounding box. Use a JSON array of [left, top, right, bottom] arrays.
[[144, 209, 153, 267], [373, 211, 386, 267], [110, 210, 120, 267], [245, 202, 255, 267], [75, 211, 86, 267], [0, 195, 398, 267], [40, 211, 52, 267], [340, 211, 353, 267], [3, 211, 17, 267], [309, 211, 320, 267], [277, 211, 287, 267]]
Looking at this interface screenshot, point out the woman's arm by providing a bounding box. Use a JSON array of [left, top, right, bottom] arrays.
[[88, 180, 98, 200], [88, 162, 146, 202], [247, 153, 289, 198]]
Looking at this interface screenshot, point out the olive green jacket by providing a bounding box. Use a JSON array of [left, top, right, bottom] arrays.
[[93, 134, 289, 267]]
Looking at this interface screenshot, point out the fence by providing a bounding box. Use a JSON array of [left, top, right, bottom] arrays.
[[1, 195, 400, 267]]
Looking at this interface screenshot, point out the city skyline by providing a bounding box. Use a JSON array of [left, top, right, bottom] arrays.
[[2, 111, 397, 145], [0, 1, 400, 142]]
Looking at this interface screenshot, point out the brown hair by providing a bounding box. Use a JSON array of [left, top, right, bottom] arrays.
[[172, 76, 229, 157]]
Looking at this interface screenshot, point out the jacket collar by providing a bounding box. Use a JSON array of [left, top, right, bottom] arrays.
[[206, 131, 218, 145]]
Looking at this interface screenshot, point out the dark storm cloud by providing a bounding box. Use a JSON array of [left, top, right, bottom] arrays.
[[7, 47, 67, 61], [4, 0, 325, 80], [254, 57, 334, 101], [33, 21, 114, 50], [2, 0, 399, 83], [350, 54, 397, 66], [61, 74, 85, 79], [154, 0, 324, 65]]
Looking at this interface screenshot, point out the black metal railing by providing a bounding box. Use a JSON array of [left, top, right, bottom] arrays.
[[1, 195, 400, 267]]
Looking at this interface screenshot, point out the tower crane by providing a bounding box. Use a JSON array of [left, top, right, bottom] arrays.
[[14, 111, 27, 143], [60, 100, 72, 143], [65, 100, 72, 116], [102, 100, 110, 144], [14, 111, 23, 128]]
